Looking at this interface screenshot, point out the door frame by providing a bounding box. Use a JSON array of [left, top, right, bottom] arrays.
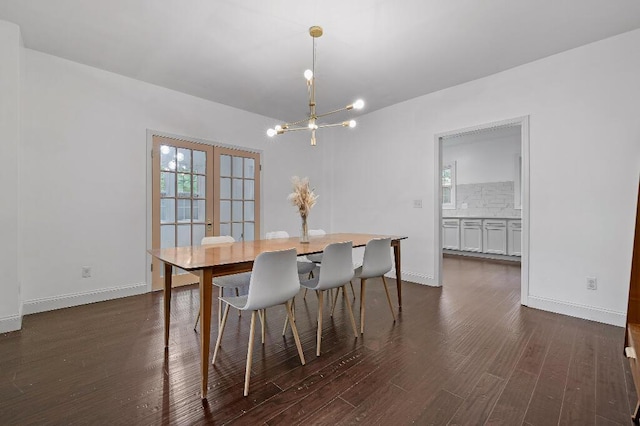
[[433, 116, 530, 306], [145, 129, 263, 292]]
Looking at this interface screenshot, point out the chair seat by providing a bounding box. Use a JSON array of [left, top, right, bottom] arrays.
[[215, 271, 251, 288], [306, 253, 323, 263], [300, 275, 320, 291], [297, 260, 315, 276], [220, 294, 249, 310]]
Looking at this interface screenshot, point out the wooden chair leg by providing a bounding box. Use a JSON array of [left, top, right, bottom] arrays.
[[244, 311, 257, 397], [212, 302, 230, 365], [350, 280, 356, 299], [330, 286, 340, 317], [360, 279, 367, 334], [282, 313, 289, 336], [194, 311, 200, 331], [261, 309, 266, 344], [236, 287, 241, 318], [632, 401, 640, 424], [381, 276, 396, 321], [316, 291, 324, 357], [286, 300, 305, 365], [343, 285, 359, 338], [282, 296, 296, 336], [218, 287, 224, 328], [303, 288, 308, 299]]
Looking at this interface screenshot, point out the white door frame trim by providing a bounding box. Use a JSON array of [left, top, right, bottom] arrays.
[[433, 116, 530, 306]]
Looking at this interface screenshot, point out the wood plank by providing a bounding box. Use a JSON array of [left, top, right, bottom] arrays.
[[412, 389, 463, 426], [485, 369, 537, 425], [448, 372, 505, 426]]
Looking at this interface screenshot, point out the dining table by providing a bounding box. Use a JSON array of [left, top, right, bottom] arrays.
[[148, 232, 407, 398]]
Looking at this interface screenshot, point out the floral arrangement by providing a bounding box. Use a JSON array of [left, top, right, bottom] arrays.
[[287, 176, 318, 219]]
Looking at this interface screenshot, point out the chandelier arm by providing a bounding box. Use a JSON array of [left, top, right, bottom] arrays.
[[316, 122, 349, 129], [315, 106, 350, 119], [284, 117, 312, 127], [279, 126, 310, 133]]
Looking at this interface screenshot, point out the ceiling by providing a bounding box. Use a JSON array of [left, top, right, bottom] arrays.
[[1, 0, 640, 123]]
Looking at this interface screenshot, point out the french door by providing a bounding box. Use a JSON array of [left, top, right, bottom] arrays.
[[151, 135, 260, 290]]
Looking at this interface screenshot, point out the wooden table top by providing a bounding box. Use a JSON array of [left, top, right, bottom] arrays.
[[148, 233, 406, 271]]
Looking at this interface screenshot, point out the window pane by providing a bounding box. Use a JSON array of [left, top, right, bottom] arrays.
[[177, 224, 191, 247], [220, 223, 231, 237], [220, 155, 231, 176], [442, 168, 451, 186], [193, 150, 206, 174], [193, 175, 206, 198], [220, 200, 231, 222], [442, 187, 451, 204], [160, 145, 176, 171], [220, 178, 231, 199], [160, 225, 175, 248], [177, 174, 191, 197], [160, 199, 175, 223], [193, 224, 205, 246], [244, 201, 254, 221], [244, 180, 254, 200], [177, 148, 191, 172], [244, 222, 254, 241], [232, 157, 243, 177], [232, 222, 243, 241], [192, 199, 206, 222], [232, 179, 243, 199], [160, 172, 175, 197], [244, 158, 255, 178], [232, 201, 243, 222], [177, 199, 191, 223]]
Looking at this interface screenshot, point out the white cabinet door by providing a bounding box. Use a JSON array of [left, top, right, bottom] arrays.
[[461, 219, 482, 252], [508, 220, 522, 256], [483, 219, 507, 255], [442, 219, 460, 250]]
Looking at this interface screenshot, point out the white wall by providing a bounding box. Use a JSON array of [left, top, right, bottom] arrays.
[[328, 29, 640, 325], [442, 134, 521, 184], [18, 47, 327, 314], [0, 21, 22, 332]]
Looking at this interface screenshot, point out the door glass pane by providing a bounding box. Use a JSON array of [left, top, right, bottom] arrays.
[[220, 200, 231, 222], [220, 155, 231, 176], [232, 222, 243, 241], [177, 174, 191, 197], [232, 157, 243, 177], [160, 199, 175, 223], [160, 145, 176, 171], [220, 223, 231, 236], [193, 175, 206, 198], [177, 199, 191, 223], [244, 158, 255, 178], [177, 224, 191, 247], [177, 148, 191, 172], [160, 172, 175, 197], [244, 201, 254, 221], [244, 180, 254, 200], [232, 179, 243, 199], [443, 187, 451, 204], [232, 201, 243, 222], [193, 200, 206, 222], [193, 150, 206, 174], [160, 225, 175, 248], [220, 178, 231, 199], [193, 224, 205, 246], [244, 222, 254, 241]]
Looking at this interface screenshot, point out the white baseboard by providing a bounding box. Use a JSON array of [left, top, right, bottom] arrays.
[[0, 314, 22, 333], [527, 295, 626, 327], [22, 283, 148, 316], [386, 269, 439, 287]]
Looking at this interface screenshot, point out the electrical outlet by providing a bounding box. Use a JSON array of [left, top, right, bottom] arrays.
[[82, 266, 92, 278], [413, 199, 423, 208], [586, 277, 597, 290]]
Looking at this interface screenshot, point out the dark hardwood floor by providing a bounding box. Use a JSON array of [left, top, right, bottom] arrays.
[[0, 256, 635, 425]]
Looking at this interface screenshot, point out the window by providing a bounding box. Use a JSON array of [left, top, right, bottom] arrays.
[[442, 162, 456, 209]]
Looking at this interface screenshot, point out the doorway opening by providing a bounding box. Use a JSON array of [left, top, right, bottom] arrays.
[[434, 117, 529, 305]]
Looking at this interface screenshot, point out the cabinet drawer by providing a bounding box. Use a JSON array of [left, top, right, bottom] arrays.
[[483, 219, 506, 228], [461, 219, 482, 227], [443, 219, 460, 227]]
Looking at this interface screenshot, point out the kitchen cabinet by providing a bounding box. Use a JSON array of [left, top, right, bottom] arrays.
[[442, 219, 460, 250], [508, 220, 522, 256], [483, 219, 507, 255], [461, 219, 483, 252]]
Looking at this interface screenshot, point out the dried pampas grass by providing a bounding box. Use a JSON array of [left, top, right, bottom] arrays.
[[287, 176, 318, 218]]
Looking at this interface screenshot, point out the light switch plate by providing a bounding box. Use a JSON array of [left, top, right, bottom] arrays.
[[413, 199, 422, 208]]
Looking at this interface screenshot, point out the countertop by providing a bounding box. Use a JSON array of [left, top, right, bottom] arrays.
[[443, 216, 521, 220]]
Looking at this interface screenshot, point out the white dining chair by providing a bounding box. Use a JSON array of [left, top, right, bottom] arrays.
[[194, 236, 252, 331], [298, 241, 358, 356], [265, 230, 316, 278], [355, 237, 396, 334], [212, 248, 305, 396]]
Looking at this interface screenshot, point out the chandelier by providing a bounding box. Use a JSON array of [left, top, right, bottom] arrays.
[[266, 26, 364, 146]]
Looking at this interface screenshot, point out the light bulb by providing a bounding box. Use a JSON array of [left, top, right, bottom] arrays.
[[266, 128, 276, 137], [275, 125, 282, 132], [160, 145, 170, 155], [353, 99, 365, 110], [304, 69, 313, 81], [176, 152, 184, 161], [349, 120, 357, 128]]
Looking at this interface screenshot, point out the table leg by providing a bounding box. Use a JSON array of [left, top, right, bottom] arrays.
[[199, 268, 213, 399], [163, 263, 173, 348], [392, 240, 402, 311]]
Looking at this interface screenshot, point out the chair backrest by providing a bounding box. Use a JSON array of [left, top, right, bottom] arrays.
[[316, 241, 354, 290], [201, 236, 235, 245], [244, 248, 300, 310], [360, 238, 393, 279], [265, 231, 290, 239], [308, 229, 326, 236]]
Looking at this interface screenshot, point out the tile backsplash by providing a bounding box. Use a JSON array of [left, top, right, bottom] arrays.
[[445, 181, 521, 218]]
